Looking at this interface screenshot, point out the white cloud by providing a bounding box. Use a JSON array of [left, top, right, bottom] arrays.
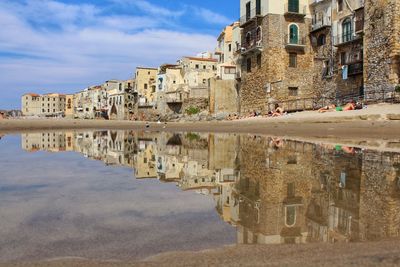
[[0, 0, 230, 109], [191, 6, 233, 25]]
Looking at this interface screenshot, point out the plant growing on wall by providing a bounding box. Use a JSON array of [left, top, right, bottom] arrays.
[[395, 85, 400, 93], [185, 106, 200, 115]]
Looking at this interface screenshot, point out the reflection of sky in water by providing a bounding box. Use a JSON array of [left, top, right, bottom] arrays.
[[0, 135, 235, 262]]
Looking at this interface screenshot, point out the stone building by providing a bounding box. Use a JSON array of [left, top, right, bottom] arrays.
[[21, 93, 41, 116], [105, 80, 136, 120], [238, 0, 399, 113], [364, 0, 400, 95], [239, 0, 315, 113], [135, 67, 158, 107], [65, 94, 74, 119], [178, 56, 218, 113], [156, 64, 186, 115], [21, 93, 66, 117]]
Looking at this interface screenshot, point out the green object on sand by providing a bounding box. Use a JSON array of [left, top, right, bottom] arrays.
[[335, 145, 342, 151], [336, 107, 343, 111]]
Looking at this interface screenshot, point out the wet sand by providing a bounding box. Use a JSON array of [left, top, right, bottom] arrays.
[[2, 240, 400, 266]]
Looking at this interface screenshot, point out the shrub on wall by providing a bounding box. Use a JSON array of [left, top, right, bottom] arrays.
[[185, 106, 200, 115], [395, 85, 400, 93]]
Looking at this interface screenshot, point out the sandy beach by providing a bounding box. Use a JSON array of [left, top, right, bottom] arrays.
[[2, 239, 400, 267], [1, 104, 400, 141]]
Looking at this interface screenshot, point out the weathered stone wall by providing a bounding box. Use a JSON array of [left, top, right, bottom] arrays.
[[364, 0, 400, 93], [209, 78, 238, 114], [182, 98, 209, 114]]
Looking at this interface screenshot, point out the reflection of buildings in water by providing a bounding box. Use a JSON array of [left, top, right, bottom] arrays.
[[134, 138, 158, 179], [22, 132, 66, 152], [20, 131, 400, 245]]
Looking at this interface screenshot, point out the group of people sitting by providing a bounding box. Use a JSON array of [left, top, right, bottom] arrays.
[[318, 100, 363, 113]]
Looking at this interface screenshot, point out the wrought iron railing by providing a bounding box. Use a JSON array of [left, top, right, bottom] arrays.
[[333, 32, 362, 45], [239, 8, 262, 26], [284, 34, 307, 46], [284, 3, 307, 15], [241, 27, 263, 53]]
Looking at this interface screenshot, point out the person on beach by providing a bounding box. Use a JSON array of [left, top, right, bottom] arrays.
[[271, 104, 284, 117], [318, 104, 336, 113]]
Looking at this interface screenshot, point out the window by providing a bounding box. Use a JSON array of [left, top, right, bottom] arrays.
[[289, 53, 297, 68], [203, 65, 206, 70], [289, 87, 298, 96], [246, 32, 252, 47], [317, 34, 326, 46], [224, 67, 236, 74], [195, 64, 199, 69], [289, 24, 299, 44], [228, 44, 232, 52], [342, 18, 352, 42], [288, 0, 299, 13], [338, 0, 343, 11], [203, 79, 207, 84], [144, 83, 148, 90], [322, 60, 331, 77], [246, 57, 252, 72], [257, 53, 262, 67], [245, 1, 251, 21], [256, 0, 261, 15], [287, 183, 295, 198]]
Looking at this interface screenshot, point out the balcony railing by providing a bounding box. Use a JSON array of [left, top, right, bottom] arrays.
[[311, 17, 331, 32], [239, 8, 262, 27], [333, 32, 361, 46], [284, 3, 307, 16], [285, 34, 307, 47], [348, 62, 363, 76], [241, 27, 263, 54]]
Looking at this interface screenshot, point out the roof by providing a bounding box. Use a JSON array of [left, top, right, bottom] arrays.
[[136, 67, 158, 70], [23, 93, 40, 97], [184, 56, 218, 63]]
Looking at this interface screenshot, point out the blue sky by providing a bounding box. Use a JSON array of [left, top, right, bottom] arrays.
[[0, 0, 239, 109]]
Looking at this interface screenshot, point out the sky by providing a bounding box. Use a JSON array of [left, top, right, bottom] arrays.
[[0, 0, 239, 109]]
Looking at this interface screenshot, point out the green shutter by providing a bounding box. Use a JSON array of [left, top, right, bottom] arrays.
[[288, 0, 299, 13], [290, 25, 299, 44]]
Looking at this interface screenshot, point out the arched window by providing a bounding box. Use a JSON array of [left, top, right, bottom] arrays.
[[256, 27, 262, 42], [289, 24, 299, 44], [317, 34, 326, 46], [342, 18, 352, 42]]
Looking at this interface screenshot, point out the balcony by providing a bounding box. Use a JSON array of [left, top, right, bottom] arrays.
[[348, 62, 363, 76], [333, 32, 362, 46], [285, 34, 307, 50], [284, 3, 307, 17], [240, 8, 263, 27], [241, 27, 263, 55], [310, 17, 331, 33]]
